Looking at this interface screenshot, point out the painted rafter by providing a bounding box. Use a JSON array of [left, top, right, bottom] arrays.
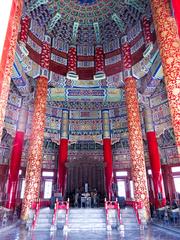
[[47, 12, 61, 32], [124, 0, 145, 13], [72, 22, 80, 44], [28, 0, 48, 13], [93, 22, 101, 44], [111, 13, 125, 33]]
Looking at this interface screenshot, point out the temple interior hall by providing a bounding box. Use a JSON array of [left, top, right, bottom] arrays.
[[0, 0, 180, 239]]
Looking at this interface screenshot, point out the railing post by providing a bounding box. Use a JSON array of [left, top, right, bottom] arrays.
[[51, 198, 59, 231], [32, 199, 40, 230], [63, 198, 69, 233], [117, 201, 124, 231], [105, 198, 112, 231]]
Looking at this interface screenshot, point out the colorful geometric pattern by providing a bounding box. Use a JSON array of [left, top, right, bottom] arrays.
[[24, 0, 149, 44], [61, 110, 69, 139], [48, 87, 123, 103], [102, 110, 111, 139]]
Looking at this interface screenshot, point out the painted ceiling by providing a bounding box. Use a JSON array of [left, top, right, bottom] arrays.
[[4, 1, 176, 156], [24, 0, 150, 45]]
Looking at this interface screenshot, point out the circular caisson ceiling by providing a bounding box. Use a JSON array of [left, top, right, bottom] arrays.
[[24, 0, 151, 45]]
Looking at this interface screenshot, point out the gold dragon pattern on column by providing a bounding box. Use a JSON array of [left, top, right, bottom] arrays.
[[21, 34, 51, 221], [21, 76, 48, 220], [121, 35, 150, 219], [0, 0, 23, 141], [151, 0, 180, 155], [125, 77, 150, 219]]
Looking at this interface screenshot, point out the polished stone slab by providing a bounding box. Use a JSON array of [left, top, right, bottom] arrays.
[[0, 225, 180, 240]]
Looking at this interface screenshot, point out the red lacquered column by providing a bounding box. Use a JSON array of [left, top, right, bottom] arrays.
[[151, 0, 180, 155], [144, 107, 166, 208], [21, 35, 51, 221], [161, 165, 176, 204], [122, 35, 150, 219], [58, 110, 69, 196], [172, 0, 180, 37], [6, 103, 28, 209], [0, 0, 23, 140], [0, 0, 23, 87], [5, 13, 30, 210], [102, 110, 113, 200]]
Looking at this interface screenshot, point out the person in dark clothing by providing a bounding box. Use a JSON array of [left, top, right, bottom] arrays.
[[50, 194, 56, 209], [172, 200, 178, 209]]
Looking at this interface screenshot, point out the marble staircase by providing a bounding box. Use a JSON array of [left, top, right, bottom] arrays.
[[27, 206, 139, 232], [107, 208, 120, 229], [28, 207, 107, 231], [56, 209, 66, 229], [120, 207, 140, 231], [33, 208, 53, 231], [68, 208, 107, 231], [29, 208, 67, 231]]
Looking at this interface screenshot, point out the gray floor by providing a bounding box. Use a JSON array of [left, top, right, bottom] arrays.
[[0, 225, 180, 240]]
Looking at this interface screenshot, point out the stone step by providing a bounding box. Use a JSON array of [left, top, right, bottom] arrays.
[[38, 213, 53, 216], [123, 220, 139, 224], [69, 218, 106, 224], [57, 219, 66, 224], [57, 210, 66, 215], [121, 210, 135, 214], [120, 207, 139, 230], [124, 226, 140, 230], [38, 211, 53, 215], [69, 210, 105, 214], [57, 218, 66, 223], [70, 208, 104, 211], [123, 218, 138, 222], [67, 207, 107, 231], [37, 216, 53, 221], [69, 211, 105, 215], [68, 222, 107, 230], [123, 221, 137, 225], [121, 212, 135, 216], [122, 215, 136, 219], [34, 223, 52, 231], [108, 218, 119, 222], [36, 218, 53, 224], [121, 207, 134, 210], [69, 214, 106, 218], [121, 209, 134, 214], [39, 208, 53, 213]]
